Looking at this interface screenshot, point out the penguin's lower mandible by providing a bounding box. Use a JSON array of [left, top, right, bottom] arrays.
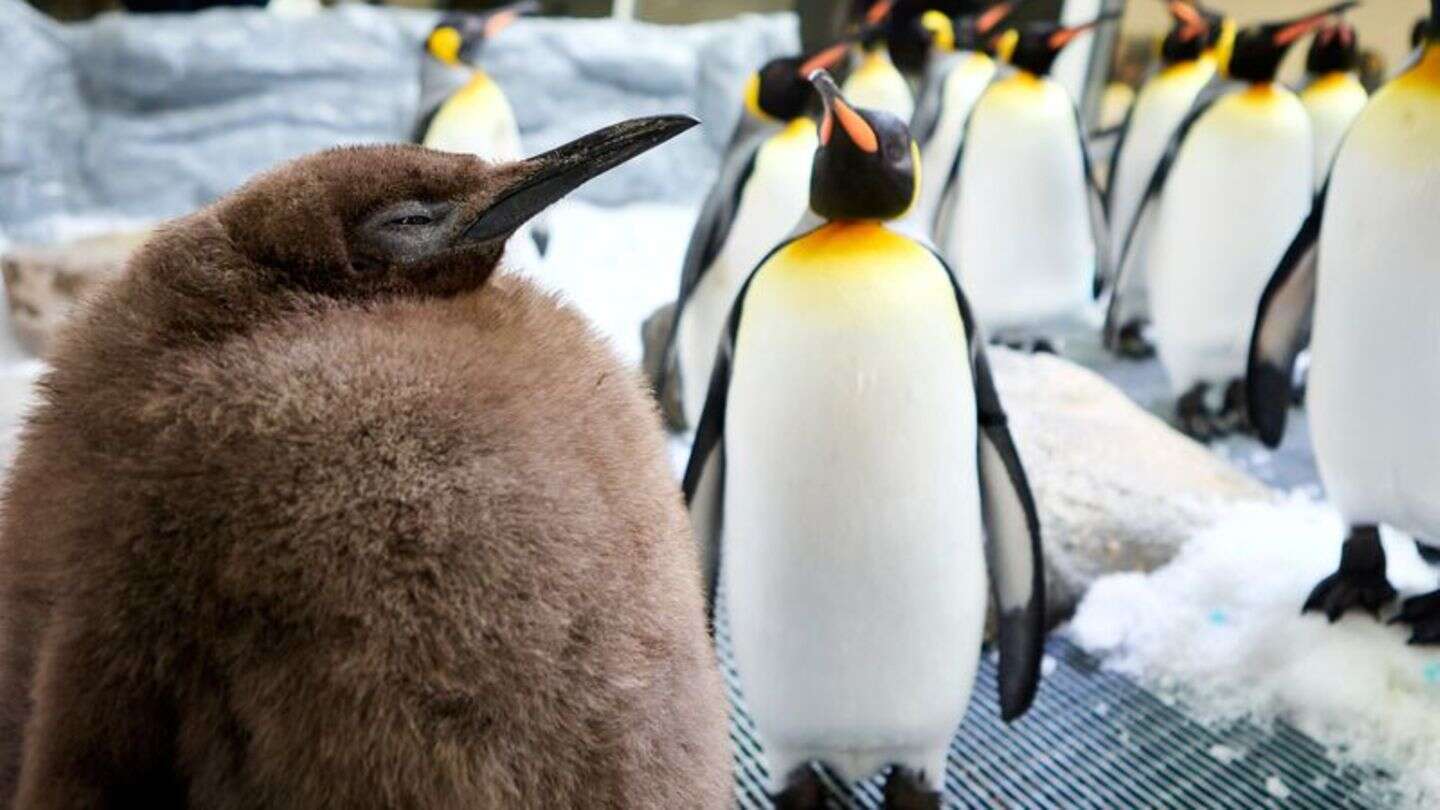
[[0, 117, 731, 809]]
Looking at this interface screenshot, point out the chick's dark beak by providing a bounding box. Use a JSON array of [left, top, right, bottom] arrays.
[[463, 115, 699, 244]]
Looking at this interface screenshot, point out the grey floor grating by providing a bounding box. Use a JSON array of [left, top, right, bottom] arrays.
[[719, 612, 1379, 809]]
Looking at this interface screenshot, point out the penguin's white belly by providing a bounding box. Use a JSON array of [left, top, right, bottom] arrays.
[[723, 225, 986, 783], [1309, 73, 1440, 539], [910, 53, 995, 238], [1110, 61, 1217, 271], [1149, 90, 1312, 393], [677, 125, 816, 427], [948, 78, 1095, 336], [843, 54, 916, 123]]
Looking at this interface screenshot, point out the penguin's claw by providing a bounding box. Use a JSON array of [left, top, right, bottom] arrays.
[[771, 765, 825, 810], [1302, 571, 1398, 622], [883, 766, 941, 810], [1388, 590, 1440, 645]]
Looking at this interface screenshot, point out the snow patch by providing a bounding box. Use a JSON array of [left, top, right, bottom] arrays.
[[1069, 497, 1440, 809]]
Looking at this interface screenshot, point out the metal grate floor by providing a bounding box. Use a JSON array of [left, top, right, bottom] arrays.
[[718, 612, 1379, 809]]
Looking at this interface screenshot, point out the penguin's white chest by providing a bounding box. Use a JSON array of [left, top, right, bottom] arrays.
[[1109, 59, 1217, 270], [910, 53, 996, 238], [946, 75, 1095, 336], [723, 223, 986, 779], [422, 72, 523, 162], [1149, 87, 1313, 393], [1309, 67, 1440, 538], [1301, 73, 1369, 189], [677, 121, 818, 427], [843, 47, 916, 123]]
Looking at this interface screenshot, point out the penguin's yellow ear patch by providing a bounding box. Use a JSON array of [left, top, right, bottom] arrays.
[[995, 29, 1019, 65], [921, 11, 955, 53], [743, 73, 775, 123], [428, 26, 462, 65]]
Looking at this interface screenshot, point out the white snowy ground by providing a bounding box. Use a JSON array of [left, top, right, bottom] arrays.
[[4, 202, 1440, 806], [1069, 497, 1440, 809]]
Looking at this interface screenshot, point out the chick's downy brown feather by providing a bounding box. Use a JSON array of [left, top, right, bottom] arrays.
[[0, 144, 728, 809]]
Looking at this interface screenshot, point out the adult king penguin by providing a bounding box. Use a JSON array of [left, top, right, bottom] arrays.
[[843, 1, 918, 123], [1104, 0, 1233, 358], [418, 2, 545, 270], [1107, 2, 1356, 440], [1248, 5, 1440, 645], [935, 14, 1114, 351], [906, 1, 1030, 240], [0, 117, 734, 806], [684, 70, 1045, 809], [1300, 17, 1368, 190], [665, 44, 848, 430]]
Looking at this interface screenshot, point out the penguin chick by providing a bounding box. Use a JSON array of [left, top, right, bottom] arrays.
[[0, 117, 731, 809]]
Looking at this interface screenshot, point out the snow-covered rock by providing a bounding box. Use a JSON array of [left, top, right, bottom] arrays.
[[1070, 498, 1440, 809], [991, 348, 1274, 619]]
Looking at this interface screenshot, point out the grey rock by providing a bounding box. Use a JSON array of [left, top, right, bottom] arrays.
[[0, 0, 797, 246], [989, 348, 1275, 623]]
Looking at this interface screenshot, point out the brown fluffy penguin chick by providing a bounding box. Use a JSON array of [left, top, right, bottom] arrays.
[[0, 117, 731, 809]]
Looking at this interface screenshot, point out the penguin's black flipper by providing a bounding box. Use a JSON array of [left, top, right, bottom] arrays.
[[1100, 100, 1137, 216], [910, 55, 950, 147], [928, 248, 1045, 721], [1247, 182, 1327, 448], [1104, 94, 1221, 348], [1072, 106, 1112, 297]]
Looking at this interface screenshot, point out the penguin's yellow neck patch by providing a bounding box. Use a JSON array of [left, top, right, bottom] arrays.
[[782, 221, 928, 268], [450, 70, 501, 105], [1238, 83, 1282, 107], [1395, 45, 1440, 96], [1159, 56, 1213, 83], [1305, 72, 1361, 98], [743, 73, 778, 124], [775, 117, 817, 142]]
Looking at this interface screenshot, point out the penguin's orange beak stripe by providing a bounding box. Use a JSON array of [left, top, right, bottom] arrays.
[[800, 44, 850, 76], [1169, 1, 1209, 41], [866, 0, 896, 26], [1048, 26, 1085, 50], [485, 9, 521, 39], [833, 99, 878, 152], [1274, 13, 1331, 46], [976, 2, 1014, 35]]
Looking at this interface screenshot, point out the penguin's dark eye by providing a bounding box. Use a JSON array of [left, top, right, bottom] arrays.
[[389, 214, 435, 227]]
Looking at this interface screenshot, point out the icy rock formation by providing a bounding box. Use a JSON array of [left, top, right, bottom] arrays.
[[0, 0, 796, 246], [988, 349, 1275, 621]]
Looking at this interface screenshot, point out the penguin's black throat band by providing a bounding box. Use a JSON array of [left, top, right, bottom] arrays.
[[463, 115, 698, 244]]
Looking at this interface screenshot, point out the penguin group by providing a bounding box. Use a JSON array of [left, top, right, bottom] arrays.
[[666, 0, 1440, 803]]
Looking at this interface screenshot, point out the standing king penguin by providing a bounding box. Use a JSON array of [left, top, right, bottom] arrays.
[[1248, 5, 1440, 645], [418, 2, 545, 271], [684, 71, 1045, 808], [665, 45, 848, 430], [1300, 17, 1368, 190], [905, 1, 1030, 240], [936, 14, 1115, 350], [0, 117, 734, 807], [1107, 2, 1356, 439], [1104, 0, 1233, 358], [843, 1, 918, 123]]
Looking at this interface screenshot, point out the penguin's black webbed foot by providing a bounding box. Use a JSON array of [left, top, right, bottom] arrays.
[[1303, 526, 1397, 622], [771, 764, 825, 810], [1216, 379, 1253, 435], [996, 336, 1058, 355], [1415, 540, 1440, 566], [882, 766, 941, 810], [1176, 383, 1220, 442], [1389, 590, 1440, 645], [1113, 322, 1155, 359]]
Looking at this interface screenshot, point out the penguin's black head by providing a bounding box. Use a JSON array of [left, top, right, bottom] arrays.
[[855, 0, 897, 49], [1227, 2, 1358, 83], [1306, 20, 1359, 75], [998, 13, 1120, 77], [426, 0, 539, 67], [1415, 17, 1430, 50], [922, 1, 1030, 56], [807, 70, 916, 222], [1159, 1, 1224, 65], [217, 116, 697, 302], [747, 45, 849, 123]]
